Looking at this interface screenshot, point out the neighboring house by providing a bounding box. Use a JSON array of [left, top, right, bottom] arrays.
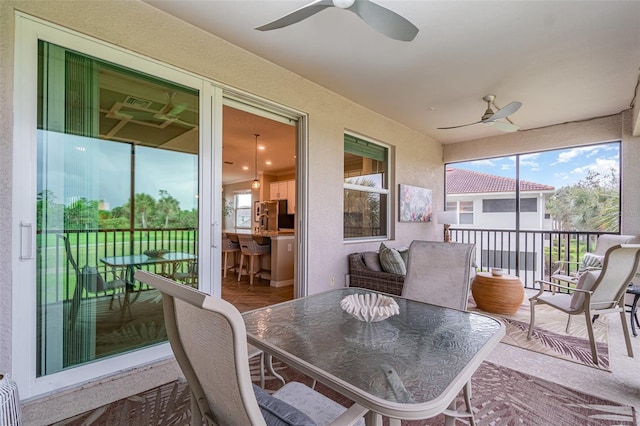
[[446, 167, 555, 231]]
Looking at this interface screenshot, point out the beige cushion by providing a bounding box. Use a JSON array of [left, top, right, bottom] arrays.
[[397, 247, 409, 266], [379, 243, 407, 275], [570, 270, 601, 310], [362, 251, 382, 272]]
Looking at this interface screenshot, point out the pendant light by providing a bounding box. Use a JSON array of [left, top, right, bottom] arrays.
[[251, 133, 261, 190]]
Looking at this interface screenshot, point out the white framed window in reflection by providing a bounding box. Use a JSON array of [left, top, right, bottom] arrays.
[[234, 191, 252, 228]]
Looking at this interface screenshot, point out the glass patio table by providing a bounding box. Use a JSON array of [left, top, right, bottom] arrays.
[[100, 252, 197, 315], [242, 287, 505, 425]]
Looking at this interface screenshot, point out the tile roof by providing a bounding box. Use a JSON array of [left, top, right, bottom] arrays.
[[446, 167, 555, 194]]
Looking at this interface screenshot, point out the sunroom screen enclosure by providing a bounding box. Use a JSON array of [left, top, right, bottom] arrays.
[[37, 41, 199, 376]]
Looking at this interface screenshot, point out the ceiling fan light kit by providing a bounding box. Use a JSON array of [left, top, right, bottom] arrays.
[[256, 0, 419, 42], [437, 94, 522, 133]]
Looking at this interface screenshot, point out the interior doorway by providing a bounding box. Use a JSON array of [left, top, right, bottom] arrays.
[[220, 103, 297, 309]]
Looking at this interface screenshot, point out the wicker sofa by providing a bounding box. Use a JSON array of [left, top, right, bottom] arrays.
[[347, 252, 405, 295]]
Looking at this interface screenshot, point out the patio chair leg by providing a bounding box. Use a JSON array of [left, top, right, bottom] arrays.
[[190, 390, 202, 426], [584, 311, 599, 365], [565, 315, 572, 333], [619, 310, 634, 357], [527, 301, 536, 340]]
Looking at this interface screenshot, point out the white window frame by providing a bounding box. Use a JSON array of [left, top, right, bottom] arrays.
[[234, 191, 252, 229], [343, 132, 391, 242]]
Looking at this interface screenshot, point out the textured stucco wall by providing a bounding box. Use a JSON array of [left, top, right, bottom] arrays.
[[1, 0, 443, 417], [0, 3, 14, 381]]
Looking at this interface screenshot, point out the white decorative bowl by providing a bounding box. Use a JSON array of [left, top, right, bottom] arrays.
[[340, 293, 400, 323], [490, 268, 504, 276]]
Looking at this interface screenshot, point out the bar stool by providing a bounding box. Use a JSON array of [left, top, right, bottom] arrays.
[[237, 234, 270, 285], [222, 233, 240, 277]]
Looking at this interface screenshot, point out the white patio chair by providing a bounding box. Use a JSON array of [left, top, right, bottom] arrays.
[[399, 240, 477, 426], [58, 234, 127, 324], [134, 270, 367, 426], [551, 234, 636, 286], [528, 244, 640, 365]]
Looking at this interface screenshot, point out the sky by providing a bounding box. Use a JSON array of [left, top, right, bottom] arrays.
[[44, 134, 620, 211], [450, 142, 620, 190], [39, 132, 198, 211]]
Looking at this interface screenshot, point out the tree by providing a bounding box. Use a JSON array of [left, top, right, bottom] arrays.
[[124, 193, 156, 228], [37, 190, 64, 230], [547, 169, 619, 232], [64, 198, 99, 230], [156, 189, 180, 228]]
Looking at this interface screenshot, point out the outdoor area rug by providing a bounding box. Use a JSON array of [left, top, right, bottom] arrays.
[[52, 359, 635, 425], [469, 295, 610, 371]]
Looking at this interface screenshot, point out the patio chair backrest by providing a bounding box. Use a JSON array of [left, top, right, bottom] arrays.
[[592, 235, 637, 256], [579, 244, 640, 311], [402, 240, 475, 310], [134, 270, 266, 425]]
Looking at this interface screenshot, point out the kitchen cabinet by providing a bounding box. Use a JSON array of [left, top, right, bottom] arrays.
[[270, 181, 288, 200], [270, 179, 296, 214]]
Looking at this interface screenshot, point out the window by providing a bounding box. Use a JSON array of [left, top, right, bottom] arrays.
[[483, 198, 537, 213], [446, 142, 620, 232], [234, 191, 252, 228], [343, 134, 389, 239], [459, 201, 474, 225]]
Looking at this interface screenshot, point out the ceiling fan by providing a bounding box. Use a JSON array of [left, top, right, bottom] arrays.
[[438, 95, 522, 133], [255, 0, 419, 42], [118, 92, 195, 127]]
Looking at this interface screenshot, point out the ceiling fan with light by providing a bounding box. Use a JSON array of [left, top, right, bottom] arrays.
[[438, 95, 522, 133], [255, 0, 419, 42]]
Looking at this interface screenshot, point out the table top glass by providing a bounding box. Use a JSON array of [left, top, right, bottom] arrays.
[[243, 287, 504, 414], [100, 252, 197, 266]]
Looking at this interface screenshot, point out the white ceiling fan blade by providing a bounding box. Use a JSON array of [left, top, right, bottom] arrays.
[[484, 101, 522, 122], [437, 121, 482, 130], [255, 0, 334, 31], [349, 0, 419, 41], [486, 121, 519, 132]]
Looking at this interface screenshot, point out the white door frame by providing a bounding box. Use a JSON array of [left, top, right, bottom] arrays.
[[13, 12, 308, 399], [12, 13, 212, 399]]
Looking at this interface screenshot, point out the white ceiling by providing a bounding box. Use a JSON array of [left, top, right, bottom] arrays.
[[144, 0, 640, 145]]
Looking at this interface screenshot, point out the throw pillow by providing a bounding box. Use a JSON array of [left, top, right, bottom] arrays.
[[253, 384, 317, 426], [379, 243, 407, 275], [362, 251, 383, 272], [397, 247, 409, 267], [578, 253, 604, 272], [569, 270, 601, 310]]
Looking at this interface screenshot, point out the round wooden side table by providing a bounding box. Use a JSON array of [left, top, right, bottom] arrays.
[[471, 272, 524, 314]]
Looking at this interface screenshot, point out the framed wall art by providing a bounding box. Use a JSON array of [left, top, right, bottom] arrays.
[[399, 184, 432, 222]]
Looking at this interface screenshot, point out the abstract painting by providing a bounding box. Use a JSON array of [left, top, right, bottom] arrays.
[[399, 184, 432, 222]]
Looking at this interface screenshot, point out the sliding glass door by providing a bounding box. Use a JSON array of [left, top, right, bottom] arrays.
[[36, 41, 200, 375]]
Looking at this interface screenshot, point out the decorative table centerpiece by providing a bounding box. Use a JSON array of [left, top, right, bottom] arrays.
[[340, 292, 399, 322], [144, 249, 168, 258]]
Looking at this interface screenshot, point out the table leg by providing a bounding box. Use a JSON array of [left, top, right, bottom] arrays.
[[364, 412, 382, 426]]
